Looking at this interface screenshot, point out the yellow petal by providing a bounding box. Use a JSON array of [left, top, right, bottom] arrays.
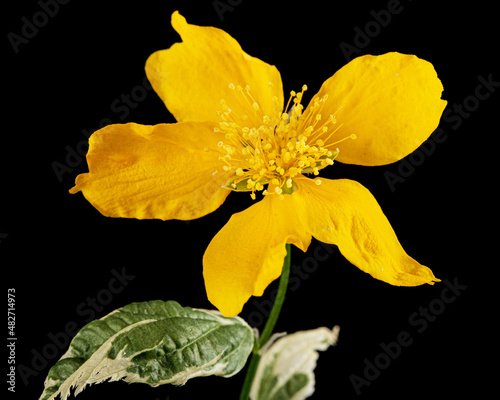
[[146, 11, 283, 125], [203, 195, 311, 317], [302, 52, 447, 166], [292, 177, 440, 286], [69, 122, 232, 221]]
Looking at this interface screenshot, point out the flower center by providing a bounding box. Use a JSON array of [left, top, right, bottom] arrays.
[[214, 83, 356, 199]]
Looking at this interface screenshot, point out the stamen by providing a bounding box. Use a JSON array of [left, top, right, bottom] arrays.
[[319, 122, 343, 144], [327, 133, 357, 147], [216, 83, 345, 199], [284, 90, 296, 115]]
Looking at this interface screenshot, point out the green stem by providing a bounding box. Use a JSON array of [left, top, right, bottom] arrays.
[[238, 348, 261, 400], [238, 243, 292, 400], [258, 244, 291, 348]]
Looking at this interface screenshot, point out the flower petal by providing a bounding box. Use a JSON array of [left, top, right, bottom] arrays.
[[292, 177, 439, 286], [146, 11, 284, 125], [203, 195, 311, 317], [69, 122, 232, 221], [302, 52, 447, 166]]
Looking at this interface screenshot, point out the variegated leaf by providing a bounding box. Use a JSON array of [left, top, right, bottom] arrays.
[[40, 300, 254, 400], [250, 326, 340, 400]]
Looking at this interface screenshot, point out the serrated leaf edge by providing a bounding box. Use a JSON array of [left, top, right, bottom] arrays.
[[41, 319, 156, 400], [40, 305, 254, 400]]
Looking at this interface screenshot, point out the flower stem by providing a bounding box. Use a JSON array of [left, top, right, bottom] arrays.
[[238, 243, 292, 400]]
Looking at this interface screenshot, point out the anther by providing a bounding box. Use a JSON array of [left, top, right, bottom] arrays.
[[216, 84, 340, 199]]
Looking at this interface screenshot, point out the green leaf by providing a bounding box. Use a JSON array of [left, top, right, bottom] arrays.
[[250, 326, 340, 400], [39, 300, 254, 400]]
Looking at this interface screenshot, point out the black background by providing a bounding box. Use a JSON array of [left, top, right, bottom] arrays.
[[3, 0, 497, 399]]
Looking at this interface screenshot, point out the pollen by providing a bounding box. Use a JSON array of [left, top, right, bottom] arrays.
[[218, 83, 355, 199]]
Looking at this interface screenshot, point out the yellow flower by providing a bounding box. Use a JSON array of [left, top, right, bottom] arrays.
[[70, 12, 446, 317]]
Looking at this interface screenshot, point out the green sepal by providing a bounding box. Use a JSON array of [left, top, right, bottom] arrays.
[[224, 175, 269, 192], [280, 179, 298, 195], [301, 149, 340, 174], [224, 176, 253, 192]]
